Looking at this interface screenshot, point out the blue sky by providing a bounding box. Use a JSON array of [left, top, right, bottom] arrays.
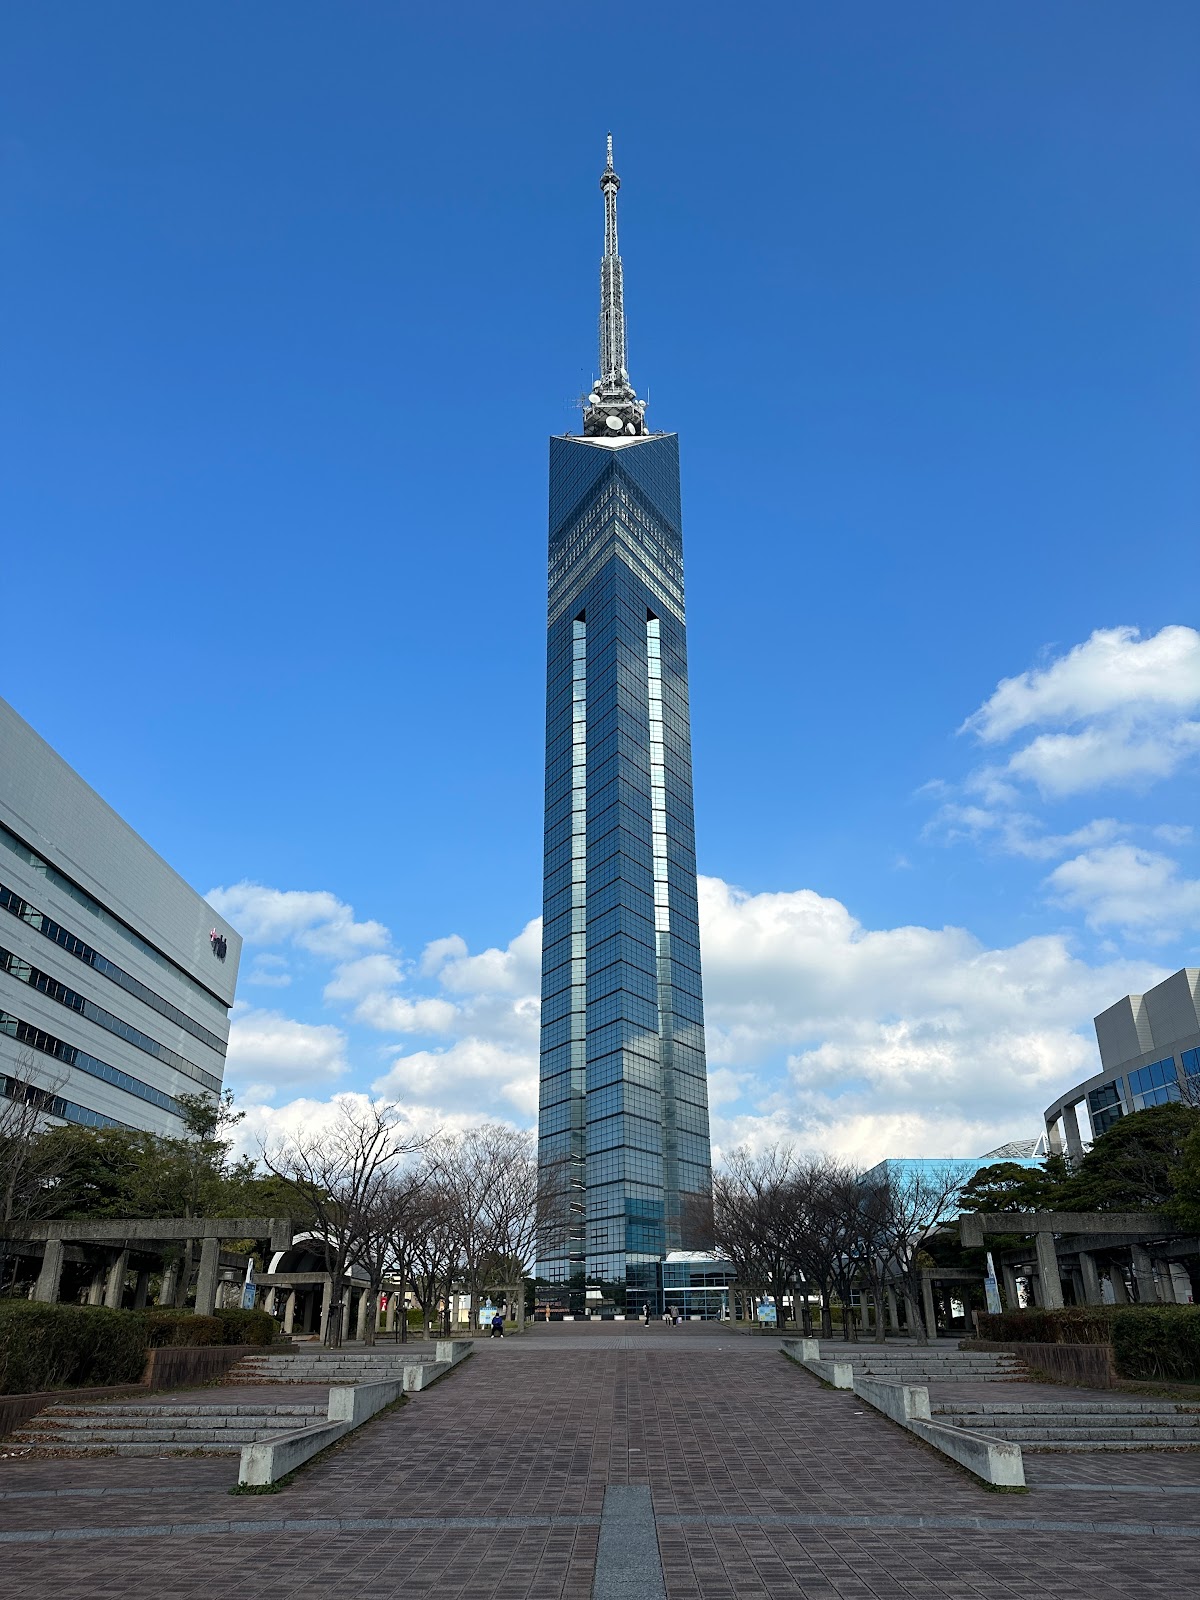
[[4, 3, 1198, 1158]]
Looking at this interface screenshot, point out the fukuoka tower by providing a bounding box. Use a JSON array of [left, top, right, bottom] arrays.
[[536, 138, 713, 1312]]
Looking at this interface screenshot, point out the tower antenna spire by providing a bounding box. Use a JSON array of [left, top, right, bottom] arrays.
[[584, 135, 647, 438]]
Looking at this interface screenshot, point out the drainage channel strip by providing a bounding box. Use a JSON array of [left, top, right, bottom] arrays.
[[5, 1507, 1200, 1545]]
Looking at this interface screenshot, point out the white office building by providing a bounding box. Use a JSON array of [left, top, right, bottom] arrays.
[[1, 695, 240, 1135]]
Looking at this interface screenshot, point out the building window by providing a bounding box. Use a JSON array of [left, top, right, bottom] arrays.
[[0, 821, 226, 1017], [1128, 1057, 1182, 1111], [1087, 1080, 1125, 1136], [1182, 1047, 1200, 1082], [0, 1008, 185, 1118]]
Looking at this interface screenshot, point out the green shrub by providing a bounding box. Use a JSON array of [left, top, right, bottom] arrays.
[[1111, 1307, 1200, 1381], [0, 1302, 147, 1394], [142, 1309, 223, 1348], [977, 1304, 1200, 1380], [214, 1307, 276, 1346], [977, 1307, 1114, 1345]]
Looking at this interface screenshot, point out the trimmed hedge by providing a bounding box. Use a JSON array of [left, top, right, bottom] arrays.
[[977, 1305, 1200, 1381], [213, 1307, 276, 1346], [143, 1309, 223, 1348], [143, 1307, 276, 1348], [1, 1301, 280, 1393], [0, 1302, 147, 1394], [977, 1308, 1112, 1346]]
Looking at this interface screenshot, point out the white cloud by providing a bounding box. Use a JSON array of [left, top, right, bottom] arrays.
[[694, 875, 1163, 1160], [964, 625, 1200, 743], [206, 882, 389, 959], [926, 805, 1125, 861], [419, 935, 468, 977], [1006, 721, 1200, 797], [371, 1037, 537, 1121], [1046, 844, 1200, 938], [223, 1007, 350, 1103], [323, 954, 405, 1004], [352, 993, 461, 1034], [957, 626, 1200, 798], [217, 872, 1168, 1165], [428, 919, 542, 995], [244, 953, 293, 990]]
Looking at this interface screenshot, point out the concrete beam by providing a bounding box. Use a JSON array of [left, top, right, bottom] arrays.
[[959, 1211, 1172, 1247], [20, 1217, 295, 1250]]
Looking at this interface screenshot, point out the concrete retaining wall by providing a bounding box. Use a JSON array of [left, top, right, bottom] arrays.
[[143, 1344, 261, 1390], [0, 1383, 145, 1441], [963, 1338, 1116, 1389], [238, 1341, 474, 1485], [783, 1342, 1025, 1488]]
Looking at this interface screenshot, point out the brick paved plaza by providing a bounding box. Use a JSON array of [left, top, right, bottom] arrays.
[[2, 1323, 1199, 1598]]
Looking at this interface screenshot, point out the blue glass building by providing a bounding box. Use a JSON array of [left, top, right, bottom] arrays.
[[537, 141, 713, 1312]]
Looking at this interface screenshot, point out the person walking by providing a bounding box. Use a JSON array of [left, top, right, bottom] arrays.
[[642, 1302, 650, 1326]]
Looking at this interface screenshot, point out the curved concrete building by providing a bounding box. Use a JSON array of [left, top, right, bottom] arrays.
[[1044, 968, 1200, 1156]]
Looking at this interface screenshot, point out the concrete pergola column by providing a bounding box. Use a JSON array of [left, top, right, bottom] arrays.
[[283, 1290, 296, 1334], [1001, 1262, 1020, 1310], [132, 1270, 150, 1310], [86, 1264, 106, 1305], [340, 1289, 353, 1343], [886, 1288, 899, 1331], [1108, 1264, 1128, 1303], [1060, 1101, 1085, 1161], [356, 1289, 370, 1342], [194, 1236, 221, 1316], [33, 1239, 65, 1304], [1078, 1251, 1104, 1306], [1034, 1231, 1064, 1310], [158, 1260, 178, 1306], [1130, 1245, 1159, 1303], [920, 1275, 938, 1340]]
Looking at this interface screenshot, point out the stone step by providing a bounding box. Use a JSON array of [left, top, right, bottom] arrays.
[[952, 1425, 1200, 1443], [18, 1425, 316, 1446], [936, 1402, 1199, 1417], [1022, 1440, 1200, 1452], [39, 1404, 323, 1420], [8, 1440, 260, 1457], [28, 1413, 320, 1432]]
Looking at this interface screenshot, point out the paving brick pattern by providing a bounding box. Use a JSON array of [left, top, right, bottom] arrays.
[[2, 1325, 1199, 1597]]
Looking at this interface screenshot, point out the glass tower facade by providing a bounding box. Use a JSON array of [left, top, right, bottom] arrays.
[[537, 143, 712, 1313]]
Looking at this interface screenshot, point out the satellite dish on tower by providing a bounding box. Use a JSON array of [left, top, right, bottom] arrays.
[[606, 415, 623, 431]]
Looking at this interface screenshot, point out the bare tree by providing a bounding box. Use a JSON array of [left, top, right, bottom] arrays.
[[437, 1124, 541, 1333], [712, 1145, 798, 1327], [477, 1125, 538, 1330], [869, 1163, 974, 1345], [406, 1179, 459, 1337], [262, 1098, 424, 1346], [350, 1162, 430, 1345]]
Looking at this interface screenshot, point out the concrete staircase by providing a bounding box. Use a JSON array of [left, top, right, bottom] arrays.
[[226, 1348, 429, 1385], [933, 1399, 1200, 1451], [817, 1344, 1028, 1384], [9, 1401, 327, 1456]]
